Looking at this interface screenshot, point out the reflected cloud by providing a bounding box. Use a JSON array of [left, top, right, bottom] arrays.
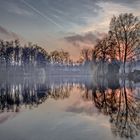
[[0, 76, 140, 139], [0, 112, 19, 124]]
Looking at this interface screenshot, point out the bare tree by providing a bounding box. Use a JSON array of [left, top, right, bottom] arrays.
[[109, 13, 140, 73], [50, 50, 70, 64], [80, 48, 90, 63], [94, 36, 111, 62]]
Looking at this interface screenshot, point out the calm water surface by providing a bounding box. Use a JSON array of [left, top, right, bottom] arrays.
[[0, 76, 140, 140]]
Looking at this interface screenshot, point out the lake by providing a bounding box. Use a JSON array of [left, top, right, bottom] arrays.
[[0, 75, 140, 140]]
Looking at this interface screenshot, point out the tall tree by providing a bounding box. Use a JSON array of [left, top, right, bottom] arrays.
[[81, 48, 90, 63], [109, 13, 140, 73], [94, 36, 111, 62], [14, 40, 21, 66]]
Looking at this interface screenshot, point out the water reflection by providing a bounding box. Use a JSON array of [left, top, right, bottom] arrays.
[[0, 76, 140, 139], [89, 86, 140, 139]]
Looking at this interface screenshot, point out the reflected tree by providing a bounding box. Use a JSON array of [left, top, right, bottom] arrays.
[[86, 83, 140, 139]]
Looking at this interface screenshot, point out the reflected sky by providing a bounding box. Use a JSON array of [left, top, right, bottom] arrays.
[[0, 77, 140, 140]]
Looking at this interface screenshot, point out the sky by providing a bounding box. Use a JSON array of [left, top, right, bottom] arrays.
[[0, 0, 140, 60]]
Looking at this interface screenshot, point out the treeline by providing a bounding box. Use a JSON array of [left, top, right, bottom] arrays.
[[0, 40, 71, 68], [79, 13, 140, 74], [0, 40, 49, 67], [0, 13, 139, 74]]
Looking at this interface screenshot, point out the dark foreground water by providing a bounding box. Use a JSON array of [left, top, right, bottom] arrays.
[[0, 76, 140, 140]]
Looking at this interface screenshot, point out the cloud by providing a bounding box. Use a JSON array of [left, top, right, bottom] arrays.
[[0, 25, 25, 43], [79, 0, 140, 34], [21, 0, 102, 28], [8, 3, 33, 16], [64, 31, 106, 48], [105, 0, 139, 7], [21, 0, 64, 29], [0, 0, 34, 17]]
